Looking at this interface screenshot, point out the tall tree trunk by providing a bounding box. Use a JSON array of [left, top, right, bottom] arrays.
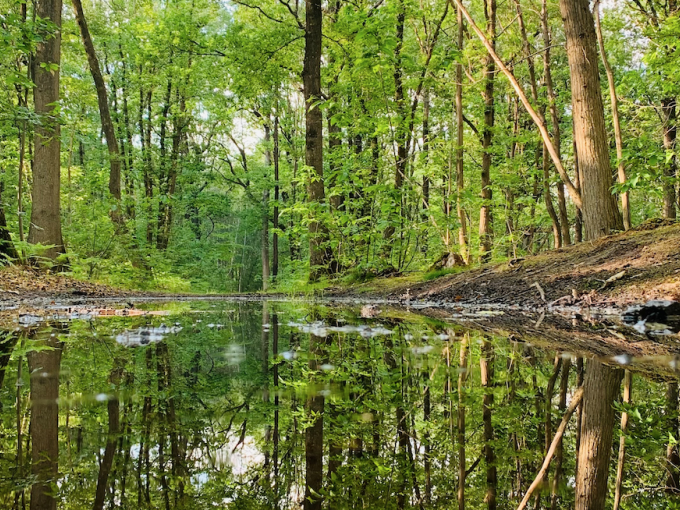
[[71, 0, 122, 205], [559, 0, 623, 239], [540, 0, 571, 245], [479, 0, 496, 262], [273, 113, 280, 280], [28, 333, 62, 510], [574, 361, 623, 510], [594, 0, 631, 230], [455, 3, 469, 263], [662, 97, 677, 220], [0, 182, 18, 260], [480, 339, 497, 510], [29, 0, 65, 261], [305, 0, 332, 280], [262, 123, 271, 291], [613, 370, 632, 510]]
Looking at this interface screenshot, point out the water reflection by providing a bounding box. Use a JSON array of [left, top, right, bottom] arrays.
[[0, 301, 678, 509]]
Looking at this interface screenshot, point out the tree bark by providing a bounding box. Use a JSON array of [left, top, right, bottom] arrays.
[[71, 0, 121, 204], [262, 123, 271, 291], [479, 0, 496, 262], [662, 97, 677, 220], [304, 333, 324, 510], [559, 0, 623, 239], [304, 0, 332, 280], [594, 0, 631, 230], [575, 361, 623, 510], [455, 3, 469, 263], [29, 0, 65, 260]]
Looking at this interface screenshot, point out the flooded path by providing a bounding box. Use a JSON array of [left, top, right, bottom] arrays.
[[0, 299, 678, 508]]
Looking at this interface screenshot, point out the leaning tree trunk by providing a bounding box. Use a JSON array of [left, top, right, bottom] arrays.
[[29, 0, 65, 261], [71, 0, 121, 205], [304, 0, 332, 280], [559, 0, 623, 240], [574, 360, 623, 510]]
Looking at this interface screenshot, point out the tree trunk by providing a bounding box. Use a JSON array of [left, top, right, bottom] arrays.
[[559, 0, 623, 240], [71, 0, 121, 205], [455, 3, 469, 263], [662, 97, 677, 220], [594, 0, 631, 230], [574, 361, 623, 510], [29, 0, 65, 261], [0, 182, 18, 260], [305, 0, 332, 280], [262, 123, 271, 291], [28, 334, 62, 510], [273, 113, 280, 280], [479, 0, 496, 262]]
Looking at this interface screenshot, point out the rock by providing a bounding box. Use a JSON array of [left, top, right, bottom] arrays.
[[429, 253, 465, 271], [622, 300, 680, 335]]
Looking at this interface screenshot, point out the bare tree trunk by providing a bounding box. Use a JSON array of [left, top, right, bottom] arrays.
[[559, 0, 623, 239], [71, 0, 121, 205], [479, 0, 496, 262], [613, 370, 632, 510], [662, 97, 677, 220], [262, 123, 271, 291], [575, 361, 623, 510], [29, 0, 65, 261], [305, 0, 332, 280], [594, 0, 631, 230], [273, 113, 280, 280], [480, 339, 497, 510], [28, 334, 62, 510], [455, 3, 469, 263]]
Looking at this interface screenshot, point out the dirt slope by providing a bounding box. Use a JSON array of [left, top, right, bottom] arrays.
[[390, 220, 680, 310]]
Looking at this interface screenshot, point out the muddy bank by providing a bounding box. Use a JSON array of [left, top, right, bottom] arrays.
[[339, 220, 680, 313]]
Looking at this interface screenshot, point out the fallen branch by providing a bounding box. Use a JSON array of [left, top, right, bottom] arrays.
[[599, 271, 626, 291], [517, 386, 584, 510], [531, 282, 546, 302]]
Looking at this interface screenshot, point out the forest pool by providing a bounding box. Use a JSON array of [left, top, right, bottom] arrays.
[[1, 299, 678, 509]]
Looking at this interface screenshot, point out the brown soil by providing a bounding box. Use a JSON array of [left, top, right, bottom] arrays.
[[383, 220, 680, 311], [0, 266, 140, 307]]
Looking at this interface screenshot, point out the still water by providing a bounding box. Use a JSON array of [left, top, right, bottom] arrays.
[[0, 300, 678, 509]]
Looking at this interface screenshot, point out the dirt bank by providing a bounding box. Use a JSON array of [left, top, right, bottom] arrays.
[[345, 220, 680, 312]]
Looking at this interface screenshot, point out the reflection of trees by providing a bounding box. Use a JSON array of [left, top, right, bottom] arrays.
[[1, 305, 679, 509]]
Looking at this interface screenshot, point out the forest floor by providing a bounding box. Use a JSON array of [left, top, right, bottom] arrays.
[[330, 219, 680, 313]]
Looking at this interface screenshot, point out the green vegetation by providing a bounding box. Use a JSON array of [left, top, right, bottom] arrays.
[[0, 0, 678, 294]]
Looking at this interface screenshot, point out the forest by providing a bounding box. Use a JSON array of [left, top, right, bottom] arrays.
[[0, 0, 678, 292]]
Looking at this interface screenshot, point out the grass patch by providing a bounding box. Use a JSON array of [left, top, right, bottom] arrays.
[[423, 267, 465, 281]]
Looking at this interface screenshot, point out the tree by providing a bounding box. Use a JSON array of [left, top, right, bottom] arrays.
[[559, 0, 623, 240], [71, 0, 122, 206], [304, 0, 332, 280], [29, 0, 65, 261]]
